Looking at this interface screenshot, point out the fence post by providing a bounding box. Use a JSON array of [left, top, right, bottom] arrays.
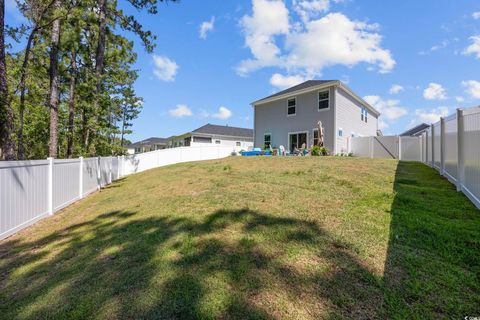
[[97, 157, 101, 190], [398, 136, 402, 160], [456, 109, 465, 192], [79, 156, 84, 199], [430, 124, 435, 167], [47, 157, 54, 215], [440, 117, 445, 175]]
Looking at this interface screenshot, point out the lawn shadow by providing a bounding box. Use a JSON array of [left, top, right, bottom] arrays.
[[383, 161, 480, 317], [0, 207, 384, 319]]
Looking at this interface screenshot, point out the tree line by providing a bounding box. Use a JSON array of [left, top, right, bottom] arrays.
[[0, 0, 176, 160]]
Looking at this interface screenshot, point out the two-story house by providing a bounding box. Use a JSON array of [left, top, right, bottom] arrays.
[[251, 80, 380, 154]]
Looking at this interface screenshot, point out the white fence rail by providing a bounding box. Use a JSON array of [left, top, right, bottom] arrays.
[[351, 106, 480, 209], [0, 145, 235, 240]]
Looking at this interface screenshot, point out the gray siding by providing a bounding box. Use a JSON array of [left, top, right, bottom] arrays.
[[254, 86, 336, 152], [335, 87, 378, 153]]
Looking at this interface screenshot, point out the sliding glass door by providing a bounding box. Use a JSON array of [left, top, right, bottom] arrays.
[[289, 132, 307, 152]]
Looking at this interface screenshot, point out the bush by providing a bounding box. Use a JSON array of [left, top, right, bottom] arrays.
[[311, 145, 329, 156]]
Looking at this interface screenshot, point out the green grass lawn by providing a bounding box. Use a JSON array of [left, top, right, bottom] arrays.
[[0, 157, 479, 319]]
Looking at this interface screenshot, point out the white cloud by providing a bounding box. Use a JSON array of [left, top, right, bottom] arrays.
[[378, 119, 389, 130], [463, 36, 480, 59], [212, 106, 233, 120], [168, 104, 193, 118], [473, 12, 480, 19], [199, 16, 215, 39], [237, 1, 395, 76], [423, 83, 447, 100], [237, 0, 290, 75], [363, 95, 408, 120], [152, 55, 179, 81], [455, 96, 465, 103], [293, 0, 330, 23], [462, 80, 480, 99], [410, 107, 450, 126], [389, 84, 404, 95], [270, 73, 307, 89]]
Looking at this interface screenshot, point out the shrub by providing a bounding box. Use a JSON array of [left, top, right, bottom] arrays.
[[311, 145, 329, 156]]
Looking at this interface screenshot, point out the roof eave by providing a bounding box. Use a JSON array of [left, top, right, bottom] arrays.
[[250, 81, 340, 106]]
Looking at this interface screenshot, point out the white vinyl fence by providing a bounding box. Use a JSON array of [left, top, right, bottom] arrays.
[[0, 145, 236, 240], [351, 106, 480, 209]]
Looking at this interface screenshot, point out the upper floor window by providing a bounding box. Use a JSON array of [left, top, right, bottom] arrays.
[[215, 140, 221, 144], [318, 91, 329, 110], [264, 133, 271, 148], [236, 142, 241, 147], [338, 128, 343, 137], [361, 107, 368, 123], [287, 98, 296, 115]]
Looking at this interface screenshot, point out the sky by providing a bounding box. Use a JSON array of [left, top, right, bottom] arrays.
[[6, 0, 480, 141]]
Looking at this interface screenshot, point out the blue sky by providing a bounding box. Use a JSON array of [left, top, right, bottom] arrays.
[[6, 0, 480, 141]]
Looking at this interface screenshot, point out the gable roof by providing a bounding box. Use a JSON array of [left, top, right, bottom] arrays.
[[251, 80, 380, 117], [126, 137, 169, 148], [257, 80, 336, 102], [400, 123, 430, 136], [192, 124, 253, 138]]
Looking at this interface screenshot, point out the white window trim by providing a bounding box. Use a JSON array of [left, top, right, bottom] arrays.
[[312, 128, 319, 146], [287, 97, 297, 117], [318, 90, 330, 112], [287, 131, 309, 152]]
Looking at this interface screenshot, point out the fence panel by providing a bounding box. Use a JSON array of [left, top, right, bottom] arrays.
[[350, 137, 371, 157], [372, 136, 398, 159], [0, 160, 50, 239], [400, 137, 422, 161], [99, 157, 110, 186], [83, 157, 99, 196], [112, 157, 119, 181], [53, 159, 81, 211], [462, 109, 480, 207], [444, 115, 458, 183], [433, 122, 441, 170]]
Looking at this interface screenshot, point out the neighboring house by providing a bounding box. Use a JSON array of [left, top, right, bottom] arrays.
[[251, 80, 380, 154], [400, 123, 430, 137], [168, 124, 253, 149], [126, 137, 169, 154]]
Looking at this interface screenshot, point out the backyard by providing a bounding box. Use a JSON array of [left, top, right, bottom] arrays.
[[0, 157, 479, 319]]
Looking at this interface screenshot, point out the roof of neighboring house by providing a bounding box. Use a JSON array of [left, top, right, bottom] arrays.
[[126, 137, 169, 148], [400, 123, 430, 136], [250, 80, 380, 117], [191, 124, 253, 138]]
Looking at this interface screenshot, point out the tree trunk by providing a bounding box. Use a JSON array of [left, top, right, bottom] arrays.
[[17, 30, 37, 160], [86, 0, 107, 154], [48, 0, 61, 158], [66, 49, 77, 158], [0, 0, 15, 160]]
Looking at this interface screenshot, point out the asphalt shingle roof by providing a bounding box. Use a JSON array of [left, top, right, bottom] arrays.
[[127, 137, 169, 148], [400, 123, 430, 136], [255, 80, 336, 102], [192, 124, 253, 138]]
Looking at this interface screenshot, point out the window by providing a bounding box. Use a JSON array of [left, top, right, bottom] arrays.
[[215, 140, 221, 144], [318, 90, 329, 110], [361, 107, 368, 123], [313, 129, 319, 146], [287, 98, 296, 115], [338, 128, 343, 137], [289, 132, 307, 151], [236, 142, 241, 147], [264, 133, 271, 148]]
